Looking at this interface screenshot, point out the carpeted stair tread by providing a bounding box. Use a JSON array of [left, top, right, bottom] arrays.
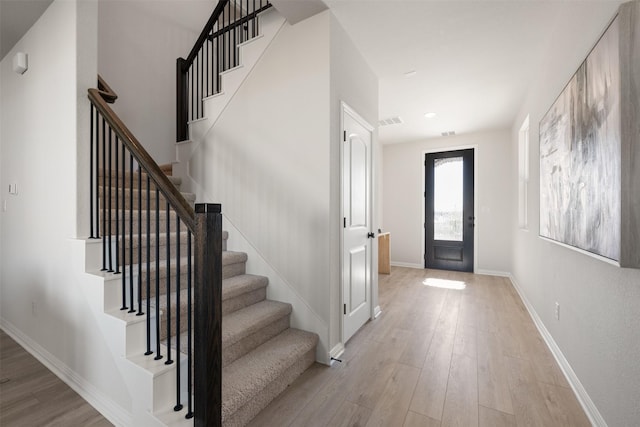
[[98, 170, 182, 190], [222, 328, 319, 421], [140, 250, 247, 277], [222, 274, 268, 301], [223, 251, 248, 279], [223, 251, 248, 265], [121, 230, 193, 249], [222, 300, 291, 348], [99, 186, 195, 209], [140, 250, 248, 304]]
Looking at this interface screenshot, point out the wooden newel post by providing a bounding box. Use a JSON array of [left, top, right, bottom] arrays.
[[194, 203, 223, 427], [176, 58, 189, 142]]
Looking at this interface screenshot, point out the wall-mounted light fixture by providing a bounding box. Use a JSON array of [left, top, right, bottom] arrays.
[[13, 52, 28, 74]]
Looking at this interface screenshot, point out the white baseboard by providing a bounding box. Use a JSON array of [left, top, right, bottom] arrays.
[[0, 319, 132, 427], [373, 305, 382, 319], [507, 275, 608, 427], [476, 269, 511, 277], [329, 342, 345, 365], [390, 261, 423, 269]]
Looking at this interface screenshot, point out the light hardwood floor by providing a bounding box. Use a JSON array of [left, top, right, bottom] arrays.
[[248, 267, 591, 427], [0, 330, 112, 426]]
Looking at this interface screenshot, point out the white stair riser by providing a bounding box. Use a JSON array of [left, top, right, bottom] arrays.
[[152, 352, 189, 413]]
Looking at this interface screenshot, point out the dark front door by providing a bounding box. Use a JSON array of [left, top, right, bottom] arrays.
[[425, 149, 474, 272]]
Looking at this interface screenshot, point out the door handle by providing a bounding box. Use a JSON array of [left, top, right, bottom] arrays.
[[368, 232, 375, 238]]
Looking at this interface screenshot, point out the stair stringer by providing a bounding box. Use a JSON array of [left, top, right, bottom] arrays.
[[78, 238, 193, 427], [186, 9, 287, 144], [222, 216, 330, 365]]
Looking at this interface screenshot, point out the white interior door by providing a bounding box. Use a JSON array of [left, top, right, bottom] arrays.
[[342, 105, 373, 343]]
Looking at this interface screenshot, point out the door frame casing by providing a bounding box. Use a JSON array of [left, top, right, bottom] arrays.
[[339, 102, 377, 350], [422, 145, 478, 273]]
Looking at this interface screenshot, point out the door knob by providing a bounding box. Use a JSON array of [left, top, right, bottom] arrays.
[[368, 232, 375, 238]]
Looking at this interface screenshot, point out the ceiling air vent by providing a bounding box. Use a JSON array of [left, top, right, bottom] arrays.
[[441, 131, 456, 136], [378, 116, 403, 127]]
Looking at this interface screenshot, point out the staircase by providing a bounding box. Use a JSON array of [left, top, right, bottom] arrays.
[[85, 2, 320, 424], [95, 164, 318, 426]]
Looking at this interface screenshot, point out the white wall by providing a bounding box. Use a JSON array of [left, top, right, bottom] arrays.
[[0, 1, 132, 422], [382, 130, 513, 274], [188, 12, 333, 357], [98, 0, 215, 165], [329, 15, 379, 352], [511, 2, 640, 425], [185, 10, 379, 360]]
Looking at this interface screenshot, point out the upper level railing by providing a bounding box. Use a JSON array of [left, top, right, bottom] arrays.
[[88, 76, 223, 426], [176, 0, 272, 141]]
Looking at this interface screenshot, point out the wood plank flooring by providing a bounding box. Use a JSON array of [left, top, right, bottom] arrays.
[[248, 267, 591, 427], [0, 330, 112, 427]]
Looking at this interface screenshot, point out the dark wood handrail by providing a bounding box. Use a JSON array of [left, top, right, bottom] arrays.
[[88, 84, 196, 232], [176, 0, 272, 141], [206, 2, 272, 41], [185, 0, 230, 65], [97, 75, 118, 104], [89, 75, 221, 426]]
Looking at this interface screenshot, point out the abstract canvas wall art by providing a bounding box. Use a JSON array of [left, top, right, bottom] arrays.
[[539, 17, 621, 261]]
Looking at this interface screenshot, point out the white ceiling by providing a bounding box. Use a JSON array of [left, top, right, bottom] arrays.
[[325, 0, 622, 144], [1, 0, 622, 146]]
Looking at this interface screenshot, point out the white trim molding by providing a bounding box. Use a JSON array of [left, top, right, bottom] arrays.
[[329, 342, 345, 365], [373, 305, 382, 319], [476, 269, 511, 277], [507, 275, 608, 427], [390, 261, 423, 269]]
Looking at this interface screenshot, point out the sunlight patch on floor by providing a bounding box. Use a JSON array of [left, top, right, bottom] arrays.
[[423, 278, 466, 290]]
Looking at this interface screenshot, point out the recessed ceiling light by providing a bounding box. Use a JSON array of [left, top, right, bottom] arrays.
[[404, 70, 417, 78], [424, 112, 437, 119], [441, 131, 456, 137]]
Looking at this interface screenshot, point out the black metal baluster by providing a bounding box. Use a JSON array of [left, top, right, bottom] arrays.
[[155, 187, 162, 360], [129, 153, 135, 313], [101, 117, 107, 271], [244, 0, 248, 43], [90, 106, 95, 239], [223, 5, 227, 71], [165, 201, 173, 365], [233, 2, 236, 67], [138, 168, 144, 316], [195, 54, 199, 120], [256, 1, 261, 37], [206, 33, 209, 97], [116, 139, 131, 310], [114, 136, 120, 275], [107, 128, 114, 273], [198, 50, 203, 119], [145, 175, 152, 356], [217, 35, 221, 93], [186, 230, 193, 419], [95, 110, 101, 240], [253, 0, 256, 37], [121, 139, 127, 310], [174, 217, 182, 410], [190, 65, 194, 122]]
